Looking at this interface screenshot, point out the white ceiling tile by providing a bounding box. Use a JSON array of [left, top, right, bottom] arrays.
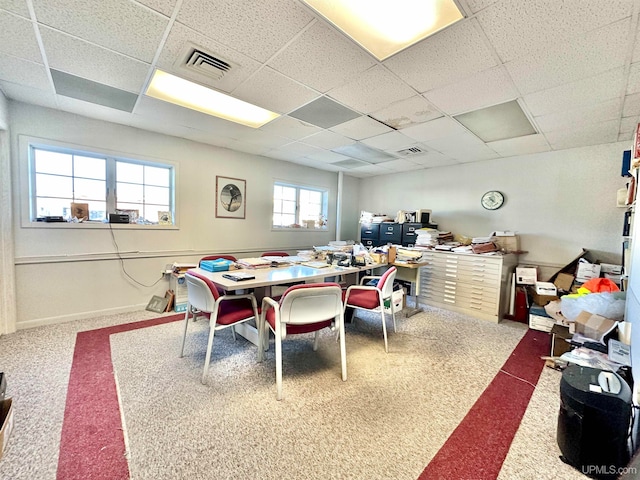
[[268, 20, 376, 93], [505, 18, 630, 95], [401, 116, 467, 142], [330, 115, 392, 140], [0, 11, 42, 62], [523, 68, 625, 117], [623, 93, 640, 118], [424, 66, 519, 115], [620, 116, 640, 135], [33, 0, 168, 63], [0, 80, 57, 108], [425, 132, 499, 161], [619, 131, 634, 142], [0, 53, 50, 91], [486, 133, 551, 157], [360, 131, 416, 151], [40, 27, 150, 93], [232, 66, 318, 114], [627, 62, 640, 95], [535, 98, 622, 133], [156, 22, 261, 94], [128, 112, 197, 139], [476, 0, 632, 63], [346, 163, 389, 175], [465, 0, 500, 13], [225, 139, 270, 155], [545, 119, 619, 150], [327, 65, 416, 114], [231, 128, 290, 149], [370, 95, 442, 129], [134, 0, 177, 16], [180, 128, 237, 149], [305, 150, 350, 163], [177, 0, 314, 63], [383, 19, 498, 93], [301, 130, 353, 149], [408, 151, 459, 168], [0, 0, 30, 17], [259, 115, 321, 140], [376, 158, 423, 172], [274, 141, 324, 157]]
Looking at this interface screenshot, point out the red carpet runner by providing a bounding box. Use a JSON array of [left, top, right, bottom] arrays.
[[57, 317, 547, 480], [419, 328, 550, 480], [56, 314, 184, 480]]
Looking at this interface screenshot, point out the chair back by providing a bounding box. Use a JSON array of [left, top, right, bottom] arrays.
[[185, 270, 220, 313], [261, 251, 289, 257], [378, 267, 397, 299], [199, 255, 237, 267], [278, 283, 342, 325]]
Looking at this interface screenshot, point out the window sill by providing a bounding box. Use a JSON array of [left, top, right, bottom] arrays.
[[271, 227, 329, 232], [23, 221, 178, 230]]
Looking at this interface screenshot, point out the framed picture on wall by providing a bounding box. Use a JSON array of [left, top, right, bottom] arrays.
[[216, 176, 246, 219]]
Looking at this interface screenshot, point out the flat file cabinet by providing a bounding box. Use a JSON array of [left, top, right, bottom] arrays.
[[417, 251, 517, 323]]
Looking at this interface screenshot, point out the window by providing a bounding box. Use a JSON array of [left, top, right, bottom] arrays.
[[29, 144, 174, 224], [272, 182, 328, 229]]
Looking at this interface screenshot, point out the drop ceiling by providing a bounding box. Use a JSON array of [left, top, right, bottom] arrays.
[[0, 0, 638, 178]]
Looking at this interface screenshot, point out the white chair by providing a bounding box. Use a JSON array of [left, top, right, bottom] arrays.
[[180, 270, 259, 384], [343, 266, 398, 353], [258, 283, 346, 400]]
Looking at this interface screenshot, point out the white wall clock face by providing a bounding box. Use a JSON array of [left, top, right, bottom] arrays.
[[481, 190, 504, 210]]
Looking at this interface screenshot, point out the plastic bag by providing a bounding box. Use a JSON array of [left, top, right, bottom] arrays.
[[560, 291, 626, 321]]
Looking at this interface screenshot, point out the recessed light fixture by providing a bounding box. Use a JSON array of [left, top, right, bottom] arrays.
[[301, 0, 464, 61], [145, 69, 280, 128]]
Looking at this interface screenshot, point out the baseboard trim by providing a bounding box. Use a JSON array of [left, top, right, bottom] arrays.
[[16, 303, 148, 330]]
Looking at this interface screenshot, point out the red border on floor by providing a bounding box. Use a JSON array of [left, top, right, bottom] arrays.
[[418, 328, 549, 480], [56, 314, 184, 480]]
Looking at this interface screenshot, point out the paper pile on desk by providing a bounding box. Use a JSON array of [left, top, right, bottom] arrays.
[[396, 248, 423, 262]]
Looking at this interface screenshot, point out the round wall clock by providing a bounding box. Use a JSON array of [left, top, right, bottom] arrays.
[[481, 190, 504, 210]]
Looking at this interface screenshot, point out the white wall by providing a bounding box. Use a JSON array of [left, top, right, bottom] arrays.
[[9, 102, 360, 328], [359, 144, 628, 273], [0, 91, 7, 130]]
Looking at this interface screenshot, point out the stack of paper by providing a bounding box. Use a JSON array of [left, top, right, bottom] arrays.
[[415, 228, 439, 247], [236, 257, 271, 269]]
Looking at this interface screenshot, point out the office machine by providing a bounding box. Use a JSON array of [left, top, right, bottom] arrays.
[[557, 365, 632, 478], [108, 213, 130, 224]]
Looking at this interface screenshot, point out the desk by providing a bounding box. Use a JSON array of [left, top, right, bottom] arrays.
[[191, 263, 378, 344], [390, 261, 429, 317]]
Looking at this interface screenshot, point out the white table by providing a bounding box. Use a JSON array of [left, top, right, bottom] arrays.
[[190, 263, 378, 345]]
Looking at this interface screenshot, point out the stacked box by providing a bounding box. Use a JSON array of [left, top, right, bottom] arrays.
[[170, 273, 189, 312], [529, 304, 555, 332]]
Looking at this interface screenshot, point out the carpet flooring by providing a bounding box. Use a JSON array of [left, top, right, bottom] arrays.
[[0, 305, 592, 479]]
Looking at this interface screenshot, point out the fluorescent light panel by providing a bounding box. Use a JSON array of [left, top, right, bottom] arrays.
[[302, 0, 464, 61], [145, 70, 279, 128], [454, 100, 536, 143]]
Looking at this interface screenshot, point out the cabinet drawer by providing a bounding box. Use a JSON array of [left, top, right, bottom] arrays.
[[360, 224, 380, 239], [379, 223, 402, 244]]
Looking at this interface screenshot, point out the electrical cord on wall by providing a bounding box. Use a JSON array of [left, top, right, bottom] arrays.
[[108, 223, 164, 288]]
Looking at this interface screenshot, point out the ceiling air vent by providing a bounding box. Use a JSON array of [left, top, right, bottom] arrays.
[[179, 44, 234, 81], [396, 146, 426, 156]]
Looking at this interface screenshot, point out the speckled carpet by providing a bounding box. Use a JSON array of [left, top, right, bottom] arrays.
[[0, 305, 592, 480]]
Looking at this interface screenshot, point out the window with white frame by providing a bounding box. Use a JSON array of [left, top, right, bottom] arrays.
[[29, 144, 174, 224], [272, 182, 328, 229]]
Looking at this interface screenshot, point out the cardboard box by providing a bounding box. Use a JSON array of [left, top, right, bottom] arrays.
[[529, 314, 556, 332], [170, 273, 188, 302], [573, 311, 618, 341], [535, 282, 557, 295], [550, 324, 572, 357], [492, 235, 520, 253], [553, 272, 574, 292], [530, 289, 559, 306], [575, 259, 602, 283], [384, 289, 404, 313], [600, 263, 623, 275], [516, 267, 537, 285], [174, 302, 188, 313], [370, 253, 388, 264], [0, 397, 14, 461]]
